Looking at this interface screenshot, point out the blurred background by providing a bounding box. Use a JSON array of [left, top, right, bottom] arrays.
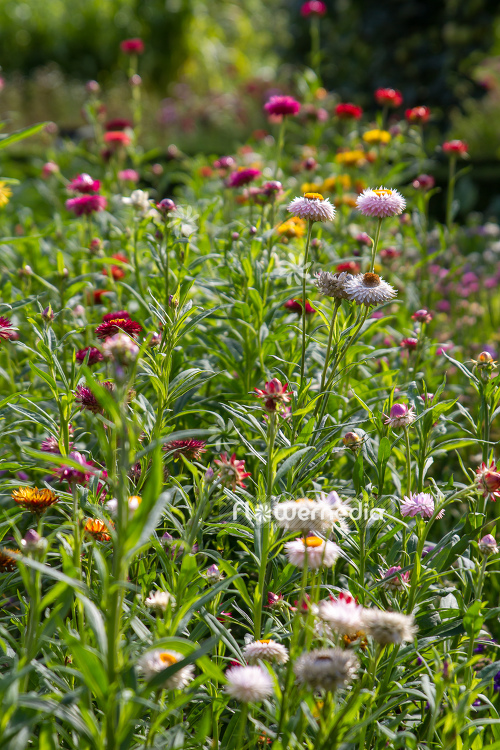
[[1, 0, 500, 212]]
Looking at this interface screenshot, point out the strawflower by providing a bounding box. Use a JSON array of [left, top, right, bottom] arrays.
[[287, 192, 335, 222], [405, 106, 430, 124], [273, 498, 337, 533], [227, 168, 261, 188], [66, 194, 107, 216], [68, 173, 100, 193], [401, 492, 443, 519], [138, 650, 195, 689], [243, 640, 289, 664], [443, 140, 468, 155], [294, 648, 358, 691], [345, 272, 397, 306], [95, 318, 142, 340], [284, 535, 340, 569], [84, 518, 112, 542], [120, 38, 145, 54], [300, 0, 327, 15], [476, 461, 500, 501], [225, 665, 274, 703], [363, 129, 391, 145], [375, 88, 403, 107], [12, 487, 59, 514], [214, 453, 251, 490], [255, 378, 291, 413], [356, 187, 406, 218], [163, 439, 207, 461], [284, 298, 315, 315], [384, 403, 416, 429], [335, 103, 363, 119], [264, 95, 301, 117]]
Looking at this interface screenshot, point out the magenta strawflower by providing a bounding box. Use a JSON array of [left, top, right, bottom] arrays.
[[214, 453, 251, 490], [405, 106, 430, 124], [95, 318, 142, 340], [75, 382, 115, 414], [443, 140, 468, 156], [56, 451, 94, 485], [102, 310, 130, 323], [356, 187, 406, 218], [412, 174, 435, 191], [384, 403, 416, 429], [227, 168, 261, 188], [401, 492, 443, 519], [479, 534, 498, 556], [66, 195, 107, 216], [264, 95, 301, 117], [401, 337, 418, 351], [381, 566, 411, 589], [255, 378, 291, 413], [163, 439, 207, 461], [335, 103, 363, 119], [412, 309, 433, 323], [476, 461, 500, 501], [284, 299, 316, 315], [120, 38, 144, 54], [118, 169, 140, 183], [0, 317, 16, 341], [301, 0, 327, 16], [76, 347, 104, 366], [68, 173, 100, 193]]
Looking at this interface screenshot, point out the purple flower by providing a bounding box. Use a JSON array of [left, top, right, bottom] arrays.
[[400, 492, 444, 520], [66, 195, 107, 216], [264, 95, 301, 117]]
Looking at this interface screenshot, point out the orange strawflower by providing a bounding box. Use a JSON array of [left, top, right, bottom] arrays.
[[12, 487, 59, 515]]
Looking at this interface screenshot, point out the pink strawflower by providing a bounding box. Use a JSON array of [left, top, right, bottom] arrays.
[[264, 95, 301, 117], [412, 309, 433, 323], [479, 534, 498, 556], [384, 402, 416, 429], [68, 173, 100, 193], [102, 310, 130, 323], [118, 169, 140, 183], [356, 187, 406, 218], [76, 347, 104, 366], [476, 461, 500, 501], [284, 299, 316, 315], [443, 140, 468, 156], [412, 174, 435, 190], [227, 168, 261, 188], [381, 566, 411, 589], [163, 439, 207, 461], [405, 106, 430, 124], [401, 337, 418, 351], [106, 118, 133, 131], [75, 382, 115, 414], [0, 317, 16, 341], [214, 453, 251, 490], [255, 378, 291, 413], [66, 194, 107, 216], [375, 88, 403, 107], [380, 246, 401, 259], [120, 38, 144, 55], [287, 193, 335, 222], [41, 162, 59, 178], [104, 131, 131, 147], [401, 492, 443, 519], [335, 103, 363, 119], [56, 451, 95, 485], [301, 1, 327, 16]]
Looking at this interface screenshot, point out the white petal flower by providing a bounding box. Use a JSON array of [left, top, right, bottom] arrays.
[[344, 272, 397, 306], [145, 590, 175, 612], [243, 639, 289, 665], [361, 609, 417, 645], [225, 665, 274, 702], [273, 498, 337, 533], [287, 193, 336, 223], [294, 648, 358, 691], [284, 536, 340, 569], [315, 270, 353, 299], [356, 187, 406, 218], [138, 649, 194, 689], [318, 594, 365, 637]]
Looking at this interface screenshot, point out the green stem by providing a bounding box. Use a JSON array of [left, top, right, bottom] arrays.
[[369, 217, 383, 273], [274, 118, 287, 179], [316, 299, 341, 413], [300, 221, 314, 391], [404, 426, 412, 498], [235, 703, 249, 749], [133, 224, 146, 300], [446, 155, 457, 231], [254, 414, 277, 639]]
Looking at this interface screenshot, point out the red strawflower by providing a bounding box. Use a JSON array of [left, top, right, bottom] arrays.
[[405, 106, 430, 124], [163, 439, 207, 461], [76, 347, 104, 365], [0, 317, 16, 341], [227, 168, 261, 188], [264, 96, 301, 117], [66, 194, 107, 216], [400, 337, 418, 351], [337, 261, 360, 274], [300, 0, 327, 16], [255, 378, 291, 413], [120, 38, 144, 55], [105, 118, 133, 131], [335, 103, 363, 120], [375, 88, 403, 107], [68, 173, 100, 193], [102, 310, 130, 323], [476, 461, 500, 501], [92, 290, 112, 304], [214, 453, 251, 490], [284, 298, 316, 315], [443, 140, 468, 156], [104, 131, 132, 147], [95, 318, 142, 340], [103, 254, 129, 280]]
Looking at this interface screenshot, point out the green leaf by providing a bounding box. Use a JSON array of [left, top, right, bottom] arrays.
[[0, 122, 48, 150]]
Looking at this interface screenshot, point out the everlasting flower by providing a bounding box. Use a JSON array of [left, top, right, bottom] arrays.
[[12, 487, 59, 515], [300, 0, 327, 15], [315, 270, 353, 300], [362, 129, 391, 145], [42, 162, 59, 178], [362, 609, 417, 645], [225, 665, 274, 703], [75, 347, 104, 366], [227, 168, 261, 188], [120, 38, 145, 54], [214, 453, 251, 490], [84, 518, 111, 542], [335, 103, 363, 119], [145, 590, 175, 612], [345, 272, 397, 306], [0, 182, 12, 207], [264, 95, 301, 117], [66, 194, 107, 216], [284, 299, 316, 315], [412, 309, 433, 323], [0, 317, 16, 341], [479, 534, 499, 556], [273, 498, 337, 533], [287, 193, 335, 223], [401, 337, 418, 351], [255, 378, 291, 413], [375, 88, 403, 107], [0, 549, 17, 572], [405, 106, 430, 124], [118, 169, 140, 183], [443, 140, 468, 156], [205, 564, 224, 583], [277, 216, 306, 238], [104, 131, 131, 147], [336, 149, 366, 166], [102, 331, 140, 365], [383, 402, 416, 429], [138, 650, 195, 689], [163, 439, 207, 461], [356, 187, 406, 218], [122, 189, 151, 214], [157, 198, 177, 215], [68, 173, 100, 193], [284, 536, 340, 569], [105, 495, 142, 517], [412, 174, 435, 190], [380, 566, 411, 589], [243, 640, 289, 665], [95, 318, 142, 340], [294, 648, 358, 691], [476, 461, 500, 501], [21, 529, 47, 554], [56, 451, 94, 485], [400, 492, 443, 519], [75, 382, 114, 414], [318, 593, 364, 637]]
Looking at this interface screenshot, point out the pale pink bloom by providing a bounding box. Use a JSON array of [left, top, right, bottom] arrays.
[[400, 492, 443, 519], [384, 402, 415, 429], [225, 665, 273, 703], [287, 194, 335, 222], [356, 187, 406, 218]]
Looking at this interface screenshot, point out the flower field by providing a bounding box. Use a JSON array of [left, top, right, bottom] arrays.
[[2, 15, 500, 750]]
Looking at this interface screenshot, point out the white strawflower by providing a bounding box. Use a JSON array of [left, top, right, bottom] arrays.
[[318, 491, 351, 534], [287, 192, 336, 223], [243, 639, 289, 665], [356, 187, 406, 218], [344, 272, 397, 306], [294, 648, 358, 691], [273, 498, 337, 533], [122, 189, 155, 217], [138, 649, 194, 689], [315, 270, 353, 299], [284, 536, 340, 569], [145, 590, 175, 612], [318, 593, 365, 637], [225, 665, 274, 703], [362, 609, 417, 645]]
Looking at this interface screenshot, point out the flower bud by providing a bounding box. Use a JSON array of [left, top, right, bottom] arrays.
[[21, 529, 47, 554], [479, 534, 498, 556], [342, 431, 362, 450], [41, 305, 55, 324], [205, 564, 224, 583]]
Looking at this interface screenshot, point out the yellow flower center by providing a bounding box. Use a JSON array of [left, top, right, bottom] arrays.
[[295, 497, 311, 503], [304, 536, 323, 548], [304, 192, 324, 201], [258, 639, 271, 644], [159, 652, 179, 666], [373, 189, 392, 197], [129, 495, 142, 505]]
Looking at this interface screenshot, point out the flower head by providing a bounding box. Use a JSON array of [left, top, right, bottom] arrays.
[[287, 193, 335, 223], [163, 439, 207, 461], [315, 271, 353, 300], [0, 317, 16, 341], [84, 518, 112, 542], [342, 432, 362, 450], [401, 337, 418, 351], [362, 609, 416, 645], [56, 451, 94, 485], [104, 131, 131, 147], [243, 640, 289, 664], [214, 453, 251, 490], [363, 129, 391, 145], [277, 216, 307, 239], [405, 106, 430, 124], [118, 169, 140, 183], [318, 593, 364, 637], [105, 495, 141, 518], [75, 347, 104, 366], [12, 487, 59, 515], [264, 95, 301, 117], [122, 189, 152, 214], [443, 140, 468, 156], [380, 565, 411, 589], [120, 38, 144, 54], [74, 382, 114, 414], [0, 182, 12, 207], [255, 378, 291, 413], [145, 590, 175, 612], [383, 402, 415, 429], [205, 564, 224, 583], [0, 549, 17, 572], [157, 198, 177, 215], [476, 461, 500, 501], [479, 534, 498, 556], [284, 536, 340, 569], [375, 88, 403, 107], [227, 168, 261, 188], [356, 187, 406, 218], [344, 272, 397, 306], [273, 498, 337, 533], [66, 195, 107, 216], [225, 665, 274, 703], [21, 529, 46, 554], [68, 173, 100, 193], [294, 648, 358, 691], [412, 309, 433, 323], [138, 650, 195, 689], [412, 174, 435, 191], [95, 318, 142, 340], [335, 103, 363, 119], [284, 298, 316, 315], [401, 492, 443, 519], [102, 332, 140, 365]]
